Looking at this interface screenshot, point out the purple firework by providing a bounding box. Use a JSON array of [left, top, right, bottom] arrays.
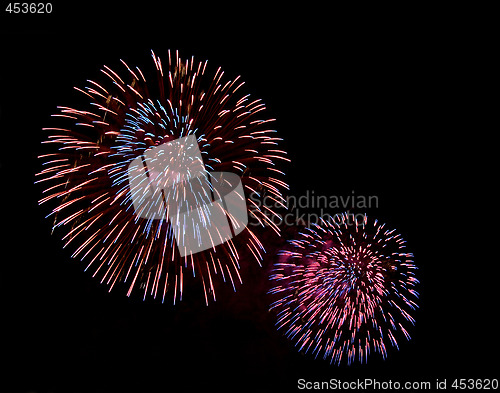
[[269, 212, 419, 365]]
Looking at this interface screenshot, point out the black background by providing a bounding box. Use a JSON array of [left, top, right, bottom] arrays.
[[1, 3, 497, 393]]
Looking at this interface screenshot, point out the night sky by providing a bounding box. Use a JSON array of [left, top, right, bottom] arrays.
[[1, 4, 496, 393]]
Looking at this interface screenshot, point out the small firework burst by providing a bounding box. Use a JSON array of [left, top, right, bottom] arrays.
[[36, 49, 289, 304], [269, 213, 418, 365]]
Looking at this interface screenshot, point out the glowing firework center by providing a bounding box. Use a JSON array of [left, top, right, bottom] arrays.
[[127, 135, 248, 256]]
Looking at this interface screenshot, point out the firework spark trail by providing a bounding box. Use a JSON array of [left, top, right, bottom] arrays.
[[37, 50, 289, 304], [269, 213, 418, 365]]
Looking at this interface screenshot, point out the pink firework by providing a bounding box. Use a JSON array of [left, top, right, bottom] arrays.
[[36, 50, 289, 304], [269, 213, 418, 365]]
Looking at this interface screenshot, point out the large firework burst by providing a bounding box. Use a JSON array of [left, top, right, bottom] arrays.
[[269, 213, 418, 365], [36, 50, 289, 304]]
